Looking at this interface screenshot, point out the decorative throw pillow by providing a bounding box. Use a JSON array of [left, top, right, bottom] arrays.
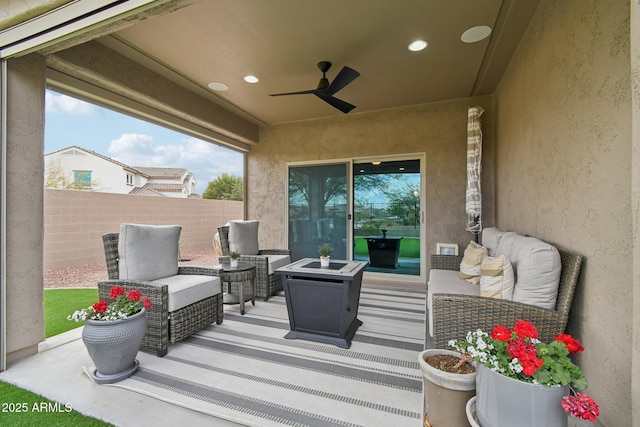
[[458, 241, 487, 284], [480, 255, 515, 300], [229, 220, 260, 255], [118, 223, 181, 281]]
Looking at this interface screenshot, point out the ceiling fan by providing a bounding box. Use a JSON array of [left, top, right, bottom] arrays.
[[270, 61, 360, 113]]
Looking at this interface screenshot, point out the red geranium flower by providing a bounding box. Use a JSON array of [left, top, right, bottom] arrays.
[[110, 286, 125, 298], [127, 290, 142, 302], [92, 301, 109, 314], [513, 319, 538, 339], [142, 297, 152, 309], [491, 325, 512, 341], [555, 333, 584, 354]]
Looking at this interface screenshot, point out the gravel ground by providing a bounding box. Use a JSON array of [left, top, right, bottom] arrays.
[[44, 247, 220, 289]]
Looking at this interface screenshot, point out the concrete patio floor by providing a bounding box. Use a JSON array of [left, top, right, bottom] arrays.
[[1, 280, 427, 426], [0, 327, 243, 426]]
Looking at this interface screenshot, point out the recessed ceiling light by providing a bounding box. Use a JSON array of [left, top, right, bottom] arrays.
[[408, 40, 428, 52], [243, 75, 259, 83], [461, 26, 492, 43], [208, 82, 229, 91]]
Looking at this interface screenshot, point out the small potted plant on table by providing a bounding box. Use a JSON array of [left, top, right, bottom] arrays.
[[229, 250, 240, 267], [318, 244, 333, 267]]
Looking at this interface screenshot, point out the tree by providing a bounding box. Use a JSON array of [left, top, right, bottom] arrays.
[[202, 173, 243, 200]]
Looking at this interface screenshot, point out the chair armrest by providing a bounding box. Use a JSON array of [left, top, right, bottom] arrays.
[[178, 266, 221, 277], [430, 254, 463, 271], [431, 293, 565, 349]]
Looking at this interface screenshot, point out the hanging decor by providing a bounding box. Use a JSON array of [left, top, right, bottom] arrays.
[[466, 105, 484, 235]]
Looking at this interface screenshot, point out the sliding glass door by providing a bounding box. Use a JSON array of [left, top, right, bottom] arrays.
[[288, 163, 349, 261]]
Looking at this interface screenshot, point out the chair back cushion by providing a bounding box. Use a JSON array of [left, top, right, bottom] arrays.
[[229, 220, 260, 255], [118, 223, 181, 281]]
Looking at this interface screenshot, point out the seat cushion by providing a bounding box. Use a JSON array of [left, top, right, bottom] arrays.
[[151, 274, 222, 312], [481, 227, 504, 256], [511, 239, 561, 309], [428, 269, 480, 337], [118, 223, 181, 281], [267, 254, 291, 275], [229, 220, 260, 255]]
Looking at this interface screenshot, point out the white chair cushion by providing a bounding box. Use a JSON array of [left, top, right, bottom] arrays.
[[229, 220, 260, 255], [428, 269, 480, 337], [481, 227, 504, 256], [511, 239, 561, 309], [118, 223, 181, 281], [151, 274, 222, 312], [267, 254, 291, 275], [458, 241, 487, 284], [480, 255, 515, 300]]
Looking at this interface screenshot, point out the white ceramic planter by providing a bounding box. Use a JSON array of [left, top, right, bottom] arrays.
[[476, 363, 569, 427]]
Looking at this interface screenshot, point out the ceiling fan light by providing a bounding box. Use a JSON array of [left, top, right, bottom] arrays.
[[408, 40, 428, 51], [243, 75, 259, 83], [461, 26, 492, 43]]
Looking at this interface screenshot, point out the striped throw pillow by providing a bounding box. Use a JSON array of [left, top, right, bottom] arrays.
[[458, 241, 487, 284], [480, 255, 515, 300]]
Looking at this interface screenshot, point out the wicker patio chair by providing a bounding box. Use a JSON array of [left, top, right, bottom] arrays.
[[99, 232, 223, 357], [430, 249, 583, 348], [217, 225, 290, 301]]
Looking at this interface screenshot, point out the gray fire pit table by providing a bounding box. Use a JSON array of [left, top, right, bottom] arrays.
[[214, 262, 256, 315], [275, 258, 368, 348]]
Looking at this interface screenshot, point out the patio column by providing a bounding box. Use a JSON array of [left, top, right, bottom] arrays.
[[1, 54, 46, 367]]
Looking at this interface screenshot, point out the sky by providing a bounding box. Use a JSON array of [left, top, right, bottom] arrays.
[[44, 90, 244, 195]]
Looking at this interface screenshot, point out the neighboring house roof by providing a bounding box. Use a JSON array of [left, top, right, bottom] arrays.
[[46, 145, 202, 198], [134, 167, 189, 179], [140, 183, 184, 192], [128, 186, 166, 197], [46, 145, 139, 173]]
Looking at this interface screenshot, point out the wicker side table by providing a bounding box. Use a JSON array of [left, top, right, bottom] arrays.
[[215, 262, 256, 315]]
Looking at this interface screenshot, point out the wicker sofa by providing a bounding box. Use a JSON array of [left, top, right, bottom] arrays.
[[99, 225, 223, 357], [217, 223, 291, 301], [428, 228, 583, 349]]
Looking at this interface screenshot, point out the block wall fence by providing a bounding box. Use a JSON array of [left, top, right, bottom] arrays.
[[44, 189, 243, 270]]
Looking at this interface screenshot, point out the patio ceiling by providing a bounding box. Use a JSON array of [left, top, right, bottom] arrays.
[[96, 0, 540, 125]]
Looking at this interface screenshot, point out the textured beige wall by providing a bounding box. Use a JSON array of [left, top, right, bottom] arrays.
[[494, 0, 632, 425], [248, 96, 495, 269], [6, 54, 46, 363], [44, 189, 243, 270], [630, 0, 640, 423]]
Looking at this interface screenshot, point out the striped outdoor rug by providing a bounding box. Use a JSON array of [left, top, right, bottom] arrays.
[[105, 288, 426, 426]]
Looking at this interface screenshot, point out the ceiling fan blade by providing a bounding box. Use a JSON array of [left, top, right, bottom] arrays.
[[315, 93, 356, 113], [325, 66, 360, 95], [270, 89, 316, 97]]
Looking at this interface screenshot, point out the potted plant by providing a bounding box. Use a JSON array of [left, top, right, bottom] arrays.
[[418, 349, 476, 427], [229, 250, 241, 267], [317, 244, 333, 267], [450, 320, 600, 427], [68, 286, 151, 384]]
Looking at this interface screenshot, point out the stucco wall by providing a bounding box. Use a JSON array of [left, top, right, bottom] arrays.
[[494, 0, 632, 425], [248, 96, 495, 272], [6, 54, 46, 363], [44, 189, 243, 270]]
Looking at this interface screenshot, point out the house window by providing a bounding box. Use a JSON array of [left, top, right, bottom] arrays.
[[126, 173, 134, 185], [73, 170, 92, 188]]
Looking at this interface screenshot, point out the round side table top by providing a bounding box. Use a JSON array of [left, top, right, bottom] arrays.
[[216, 262, 255, 273]]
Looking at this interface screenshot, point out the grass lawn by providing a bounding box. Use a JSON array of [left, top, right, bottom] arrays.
[[354, 237, 420, 258], [0, 381, 112, 426], [44, 288, 98, 338]]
